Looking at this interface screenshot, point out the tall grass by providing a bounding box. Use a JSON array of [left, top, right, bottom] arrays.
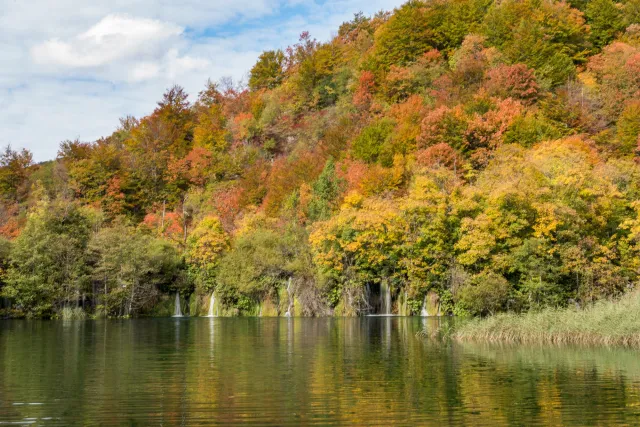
[[60, 306, 87, 320], [453, 292, 640, 347]]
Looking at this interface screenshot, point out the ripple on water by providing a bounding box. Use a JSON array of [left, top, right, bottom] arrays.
[[1, 317, 640, 425]]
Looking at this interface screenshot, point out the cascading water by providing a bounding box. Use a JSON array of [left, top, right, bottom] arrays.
[[364, 284, 372, 313], [421, 296, 429, 317], [380, 282, 391, 315], [206, 292, 216, 317], [173, 292, 183, 317], [284, 278, 293, 317]]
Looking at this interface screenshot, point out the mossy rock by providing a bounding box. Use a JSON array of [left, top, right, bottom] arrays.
[[259, 297, 279, 317], [397, 292, 411, 316], [190, 294, 204, 317], [332, 300, 347, 316], [293, 297, 303, 317], [277, 287, 288, 313], [425, 291, 441, 316]]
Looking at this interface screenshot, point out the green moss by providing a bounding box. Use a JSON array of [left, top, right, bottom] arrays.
[[259, 297, 279, 317]]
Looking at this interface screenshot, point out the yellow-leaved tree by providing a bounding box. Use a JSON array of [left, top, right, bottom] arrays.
[[187, 215, 230, 291]]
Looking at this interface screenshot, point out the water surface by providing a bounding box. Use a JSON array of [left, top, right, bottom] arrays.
[[1, 317, 640, 425]]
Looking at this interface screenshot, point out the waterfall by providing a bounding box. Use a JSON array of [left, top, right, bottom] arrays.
[[284, 278, 293, 317], [364, 284, 372, 313], [421, 296, 429, 317], [401, 291, 408, 316], [385, 285, 391, 315], [173, 292, 183, 317], [206, 292, 216, 317], [380, 282, 391, 315]]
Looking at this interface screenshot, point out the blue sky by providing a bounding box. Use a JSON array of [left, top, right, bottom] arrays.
[[0, 0, 404, 162]]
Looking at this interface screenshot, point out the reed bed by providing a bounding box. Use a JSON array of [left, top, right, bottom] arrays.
[[453, 292, 640, 347], [60, 306, 87, 320]]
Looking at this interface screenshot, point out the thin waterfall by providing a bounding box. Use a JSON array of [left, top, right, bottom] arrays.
[[385, 285, 391, 315], [206, 292, 216, 317], [364, 284, 372, 313], [421, 295, 429, 316], [173, 292, 183, 317], [380, 282, 391, 315], [284, 278, 293, 317]]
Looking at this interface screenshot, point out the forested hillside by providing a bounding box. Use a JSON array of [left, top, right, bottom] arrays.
[[1, 0, 640, 318]]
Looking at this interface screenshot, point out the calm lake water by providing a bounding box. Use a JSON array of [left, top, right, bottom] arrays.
[[2, 317, 640, 426]]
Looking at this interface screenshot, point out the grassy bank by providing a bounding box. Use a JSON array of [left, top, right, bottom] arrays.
[[453, 292, 640, 347]]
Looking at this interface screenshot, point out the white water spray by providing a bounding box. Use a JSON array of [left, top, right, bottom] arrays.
[[173, 293, 183, 317], [284, 278, 293, 317], [206, 292, 216, 317], [381, 282, 391, 315], [421, 296, 429, 317]]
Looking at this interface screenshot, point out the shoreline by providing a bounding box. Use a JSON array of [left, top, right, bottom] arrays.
[[450, 292, 640, 347]]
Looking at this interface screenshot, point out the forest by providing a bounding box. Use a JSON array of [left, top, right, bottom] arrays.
[[1, 0, 640, 318]]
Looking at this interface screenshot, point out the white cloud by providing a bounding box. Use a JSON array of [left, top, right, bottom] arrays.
[[32, 15, 183, 69], [164, 49, 210, 79], [130, 62, 161, 82], [0, 0, 403, 161], [30, 14, 194, 83]]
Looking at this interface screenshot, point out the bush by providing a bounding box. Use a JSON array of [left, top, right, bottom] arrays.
[[456, 271, 511, 316]]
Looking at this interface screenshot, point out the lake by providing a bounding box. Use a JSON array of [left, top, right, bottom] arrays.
[[1, 317, 640, 426]]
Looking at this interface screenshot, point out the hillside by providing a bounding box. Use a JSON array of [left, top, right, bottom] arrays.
[[1, 0, 640, 318]]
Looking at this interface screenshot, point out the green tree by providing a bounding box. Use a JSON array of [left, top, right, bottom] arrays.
[[90, 222, 186, 317], [616, 102, 640, 155], [372, 1, 438, 70], [456, 270, 511, 316], [0, 145, 33, 202], [0, 237, 10, 292], [482, 0, 589, 87], [216, 224, 313, 309], [249, 50, 285, 91], [586, 0, 625, 49], [351, 119, 396, 165], [2, 199, 92, 317], [307, 159, 344, 222], [624, 0, 640, 26]]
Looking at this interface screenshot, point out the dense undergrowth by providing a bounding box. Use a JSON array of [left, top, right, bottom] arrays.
[[1, 0, 640, 318]]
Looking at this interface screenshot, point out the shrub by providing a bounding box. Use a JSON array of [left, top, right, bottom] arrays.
[[456, 271, 511, 316]]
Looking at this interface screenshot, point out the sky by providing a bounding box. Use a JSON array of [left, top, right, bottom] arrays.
[[0, 0, 404, 162]]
